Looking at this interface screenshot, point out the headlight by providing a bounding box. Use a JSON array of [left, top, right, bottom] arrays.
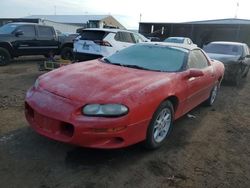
[[34, 79, 39, 89], [83, 104, 128, 117]]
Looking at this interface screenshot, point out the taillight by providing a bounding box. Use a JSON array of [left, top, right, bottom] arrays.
[[94, 40, 112, 47]]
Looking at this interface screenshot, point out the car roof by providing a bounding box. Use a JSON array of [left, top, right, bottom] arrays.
[[6, 22, 39, 26], [209, 41, 246, 46], [147, 42, 199, 51], [83, 28, 136, 33], [167, 37, 186, 39]]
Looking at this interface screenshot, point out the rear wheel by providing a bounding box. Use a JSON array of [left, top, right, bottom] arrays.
[[0, 47, 11, 66], [60, 47, 73, 60], [144, 100, 174, 149]]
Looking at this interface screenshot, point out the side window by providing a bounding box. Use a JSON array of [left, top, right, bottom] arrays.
[[114, 32, 135, 43], [114, 32, 122, 41], [243, 45, 249, 56], [18, 25, 36, 37], [133, 34, 143, 43], [188, 50, 208, 69], [38, 26, 54, 38]]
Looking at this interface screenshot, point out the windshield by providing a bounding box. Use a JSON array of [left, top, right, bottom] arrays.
[[164, 37, 184, 44], [0, 24, 18, 34], [104, 44, 188, 72], [203, 43, 243, 56]]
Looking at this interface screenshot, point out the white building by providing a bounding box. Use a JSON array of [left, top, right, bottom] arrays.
[[25, 15, 126, 33]]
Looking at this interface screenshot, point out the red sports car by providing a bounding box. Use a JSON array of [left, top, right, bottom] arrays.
[[25, 43, 224, 149]]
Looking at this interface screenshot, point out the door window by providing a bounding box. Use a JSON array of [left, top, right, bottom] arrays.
[[188, 50, 208, 69], [114, 32, 135, 43], [18, 25, 36, 37], [133, 34, 143, 43], [38, 26, 54, 38]]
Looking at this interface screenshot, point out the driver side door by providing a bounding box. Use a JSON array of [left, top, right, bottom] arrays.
[[184, 49, 215, 112], [12, 25, 38, 55]]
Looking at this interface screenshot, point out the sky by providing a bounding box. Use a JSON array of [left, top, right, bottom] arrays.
[[1, 0, 250, 29]]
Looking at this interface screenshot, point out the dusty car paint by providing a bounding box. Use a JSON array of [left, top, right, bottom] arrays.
[[25, 46, 224, 149]]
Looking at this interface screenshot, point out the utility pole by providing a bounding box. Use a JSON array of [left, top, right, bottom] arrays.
[[54, 5, 57, 15], [234, 0, 239, 18], [139, 13, 142, 23]]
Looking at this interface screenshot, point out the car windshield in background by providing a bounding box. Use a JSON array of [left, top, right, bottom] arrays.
[[0, 24, 18, 34], [104, 44, 188, 72], [80, 30, 109, 40], [203, 43, 243, 56], [164, 38, 184, 44]]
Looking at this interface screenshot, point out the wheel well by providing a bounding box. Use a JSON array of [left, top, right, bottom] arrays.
[[218, 76, 223, 86], [0, 43, 13, 57], [165, 96, 179, 112]]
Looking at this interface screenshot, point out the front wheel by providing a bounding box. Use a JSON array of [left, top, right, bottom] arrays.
[[0, 47, 11, 66], [144, 100, 174, 149]]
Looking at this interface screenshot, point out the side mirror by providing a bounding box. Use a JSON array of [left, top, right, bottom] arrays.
[[187, 69, 204, 78], [15, 30, 24, 37]]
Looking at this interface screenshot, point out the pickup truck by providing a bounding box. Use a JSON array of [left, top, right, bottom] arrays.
[[0, 22, 77, 66]]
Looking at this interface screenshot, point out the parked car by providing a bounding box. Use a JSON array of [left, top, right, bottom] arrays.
[[147, 37, 161, 42], [25, 42, 224, 149], [203, 41, 250, 85], [0, 22, 59, 66], [73, 28, 149, 61], [164, 37, 194, 45]]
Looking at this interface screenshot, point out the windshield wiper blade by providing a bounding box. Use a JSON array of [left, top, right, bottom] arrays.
[[103, 58, 112, 64], [123, 64, 164, 72], [122, 64, 151, 70]]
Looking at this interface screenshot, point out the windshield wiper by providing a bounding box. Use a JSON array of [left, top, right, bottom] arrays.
[[102, 59, 162, 72], [103, 58, 112, 64], [123, 64, 164, 72], [122, 64, 150, 70]]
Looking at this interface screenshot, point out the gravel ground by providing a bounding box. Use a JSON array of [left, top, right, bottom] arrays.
[[0, 58, 250, 188]]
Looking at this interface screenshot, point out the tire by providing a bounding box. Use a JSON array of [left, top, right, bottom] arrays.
[[144, 100, 174, 149], [242, 66, 250, 78], [204, 83, 219, 106], [232, 67, 242, 86], [60, 47, 73, 60], [0, 47, 11, 66]]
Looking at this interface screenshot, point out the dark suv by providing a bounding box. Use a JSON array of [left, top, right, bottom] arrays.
[[0, 22, 59, 66]]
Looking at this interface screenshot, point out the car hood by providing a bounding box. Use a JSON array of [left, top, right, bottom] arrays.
[[0, 33, 12, 37], [206, 53, 241, 64], [39, 60, 174, 103]]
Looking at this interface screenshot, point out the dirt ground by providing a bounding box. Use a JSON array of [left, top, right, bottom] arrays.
[[0, 57, 250, 188]]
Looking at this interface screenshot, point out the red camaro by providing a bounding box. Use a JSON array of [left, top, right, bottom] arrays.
[[25, 43, 224, 149]]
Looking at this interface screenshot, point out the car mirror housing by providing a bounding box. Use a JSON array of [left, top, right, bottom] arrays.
[[15, 30, 24, 37], [187, 69, 204, 78]]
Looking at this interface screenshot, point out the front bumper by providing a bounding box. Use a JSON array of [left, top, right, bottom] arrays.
[[25, 87, 149, 149]]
